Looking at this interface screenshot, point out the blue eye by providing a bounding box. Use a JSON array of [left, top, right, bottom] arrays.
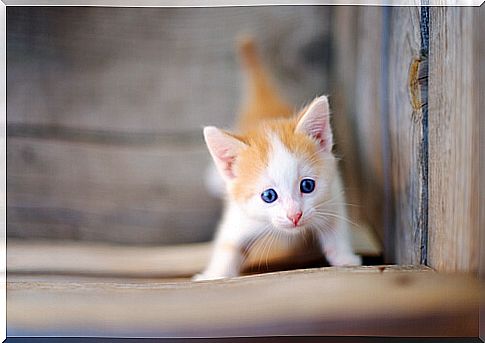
[[300, 179, 315, 193], [261, 188, 278, 203]]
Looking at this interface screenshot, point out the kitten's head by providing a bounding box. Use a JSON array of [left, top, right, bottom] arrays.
[[204, 96, 337, 232]]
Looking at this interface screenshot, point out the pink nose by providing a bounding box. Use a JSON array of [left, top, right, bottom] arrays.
[[287, 211, 303, 226]]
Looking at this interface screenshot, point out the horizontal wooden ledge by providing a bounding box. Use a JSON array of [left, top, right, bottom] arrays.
[[7, 230, 382, 279], [7, 265, 480, 337], [8, 265, 433, 288]]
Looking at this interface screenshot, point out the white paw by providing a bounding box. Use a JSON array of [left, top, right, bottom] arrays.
[[192, 272, 226, 281], [329, 253, 362, 266]]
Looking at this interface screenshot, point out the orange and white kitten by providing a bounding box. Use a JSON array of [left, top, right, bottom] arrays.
[[195, 38, 361, 281]]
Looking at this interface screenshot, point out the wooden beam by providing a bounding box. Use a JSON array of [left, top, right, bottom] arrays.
[[7, 233, 381, 278], [7, 266, 479, 337]]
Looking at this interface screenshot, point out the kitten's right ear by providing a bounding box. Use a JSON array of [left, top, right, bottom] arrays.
[[295, 95, 333, 152], [203, 126, 247, 181]]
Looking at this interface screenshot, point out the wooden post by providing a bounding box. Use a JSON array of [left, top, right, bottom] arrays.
[[427, 7, 479, 273]]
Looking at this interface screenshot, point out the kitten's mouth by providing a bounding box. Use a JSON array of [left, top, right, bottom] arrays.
[[292, 216, 315, 229], [293, 220, 308, 228], [277, 219, 309, 230]]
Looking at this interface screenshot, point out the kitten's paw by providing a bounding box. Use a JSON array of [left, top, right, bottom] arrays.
[[192, 272, 226, 281], [330, 253, 362, 266]]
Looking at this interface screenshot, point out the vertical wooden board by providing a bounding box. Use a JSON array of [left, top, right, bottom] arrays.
[[387, 8, 425, 264], [330, 7, 385, 257], [480, 9, 485, 340], [480, 4, 485, 281], [427, 8, 479, 273], [329, 7, 362, 231], [352, 7, 385, 244]]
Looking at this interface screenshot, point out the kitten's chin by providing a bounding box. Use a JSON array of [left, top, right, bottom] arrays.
[[273, 222, 308, 232]]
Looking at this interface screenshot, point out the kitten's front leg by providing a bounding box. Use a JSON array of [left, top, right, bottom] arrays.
[[318, 225, 362, 267], [192, 240, 245, 281]]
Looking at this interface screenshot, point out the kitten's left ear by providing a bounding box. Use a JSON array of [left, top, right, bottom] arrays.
[[295, 95, 333, 152], [203, 126, 247, 181]]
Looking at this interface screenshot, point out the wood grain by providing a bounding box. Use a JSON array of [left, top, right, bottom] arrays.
[[330, 7, 391, 261], [330, 7, 365, 239], [7, 6, 331, 132], [480, 4, 485, 282], [387, 8, 426, 265], [7, 240, 211, 278], [332, 8, 428, 264], [350, 7, 385, 245], [7, 136, 220, 244], [7, 266, 479, 337], [427, 8, 479, 273]]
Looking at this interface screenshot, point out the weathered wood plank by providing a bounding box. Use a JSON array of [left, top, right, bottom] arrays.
[[332, 8, 427, 264], [7, 232, 381, 278], [387, 8, 426, 265], [330, 7, 387, 259], [7, 267, 479, 337], [7, 6, 331, 132], [480, 3, 485, 282], [427, 8, 479, 273], [7, 136, 220, 244], [7, 240, 210, 278], [350, 7, 385, 245], [330, 7, 368, 243]]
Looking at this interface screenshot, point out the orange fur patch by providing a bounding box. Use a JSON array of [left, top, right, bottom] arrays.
[[231, 115, 322, 201]]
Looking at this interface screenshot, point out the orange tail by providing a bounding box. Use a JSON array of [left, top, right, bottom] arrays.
[[236, 36, 294, 132]]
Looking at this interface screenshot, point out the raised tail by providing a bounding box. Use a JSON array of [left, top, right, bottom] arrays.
[[205, 37, 294, 198], [236, 36, 294, 132]]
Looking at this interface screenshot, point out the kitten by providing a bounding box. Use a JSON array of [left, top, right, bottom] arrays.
[[194, 38, 361, 281]]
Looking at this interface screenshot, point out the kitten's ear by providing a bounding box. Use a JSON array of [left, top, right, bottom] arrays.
[[295, 95, 333, 152], [203, 126, 247, 180]]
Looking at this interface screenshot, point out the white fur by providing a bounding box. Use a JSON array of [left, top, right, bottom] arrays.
[[205, 164, 225, 198], [195, 128, 361, 281]]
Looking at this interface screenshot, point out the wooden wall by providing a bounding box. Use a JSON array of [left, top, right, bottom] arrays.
[[7, 7, 333, 244], [332, 6, 480, 272]]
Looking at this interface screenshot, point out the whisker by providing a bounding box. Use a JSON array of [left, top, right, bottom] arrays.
[[256, 231, 272, 271], [312, 212, 360, 229], [242, 224, 269, 252], [318, 201, 360, 208], [264, 231, 278, 270], [241, 225, 272, 267], [311, 217, 336, 234], [301, 227, 309, 248]]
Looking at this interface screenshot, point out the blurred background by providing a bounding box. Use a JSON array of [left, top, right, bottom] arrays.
[[7, 6, 338, 245]]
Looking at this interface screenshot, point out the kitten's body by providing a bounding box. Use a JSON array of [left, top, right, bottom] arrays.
[[195, 38, 361, 280]]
